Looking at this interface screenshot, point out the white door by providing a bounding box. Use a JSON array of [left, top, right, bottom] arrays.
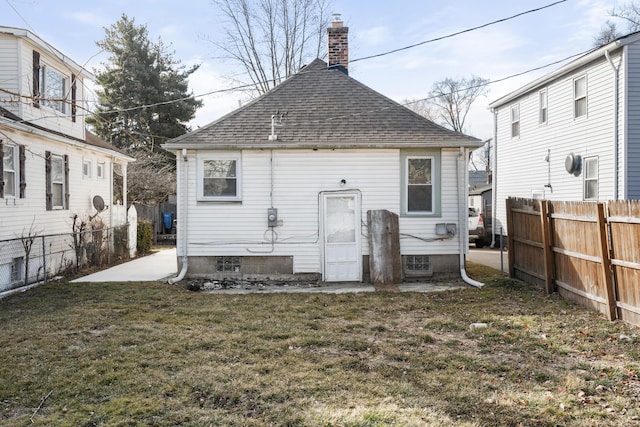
[[322, 192, 361, 282]]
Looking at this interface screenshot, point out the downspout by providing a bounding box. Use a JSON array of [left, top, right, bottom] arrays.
[[458, 147, 484, 288], [605, 48, 620, 200], [490, 109, 498, 248], [110, 156, 115, 227], [168, 148, 189, 284]]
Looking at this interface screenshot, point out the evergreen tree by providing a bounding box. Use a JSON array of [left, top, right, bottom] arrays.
[[88, 14, 202, 152]]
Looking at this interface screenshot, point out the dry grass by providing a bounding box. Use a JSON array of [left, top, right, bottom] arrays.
[[0, 263, 639, 426]]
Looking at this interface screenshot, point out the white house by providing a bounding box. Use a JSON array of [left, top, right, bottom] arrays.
[[162, 19, 483, 285], [0, 27, 133, 289], [489, 32, 640, 240]]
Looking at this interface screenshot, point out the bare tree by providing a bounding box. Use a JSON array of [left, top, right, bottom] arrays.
[[403, 98, 438, 122], [594, 2, 640, 46], [612, 2, 640, 31], [470, 139, 491, 173], [594, 20, 621, 46], [208, 0, 332, 95], [19, 219, 39, 284], [126, 150, 177, 205], [426, 76, 489, 134]]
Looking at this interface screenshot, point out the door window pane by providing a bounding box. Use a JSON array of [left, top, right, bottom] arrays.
[[326, 197, 356, 243]]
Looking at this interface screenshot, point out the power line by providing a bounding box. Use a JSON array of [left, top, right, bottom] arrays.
[[85, 0, 572, 118], [402, 49, 595, 107], [1, 0, 577, 134], [350, 0, 568, 63]]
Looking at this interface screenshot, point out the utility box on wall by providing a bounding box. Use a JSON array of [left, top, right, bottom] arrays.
[[267, 208, 278, 227]]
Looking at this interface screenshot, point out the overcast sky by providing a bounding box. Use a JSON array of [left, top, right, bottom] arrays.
[[0, 0, 627, 140]]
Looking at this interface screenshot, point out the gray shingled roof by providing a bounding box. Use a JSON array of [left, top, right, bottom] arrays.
[[164, 59, 481, 149]]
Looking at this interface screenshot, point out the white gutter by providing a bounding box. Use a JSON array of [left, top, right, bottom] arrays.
[[161, 141, 483, 151], [458, 147, 484, 288], [168, 148, 189, 284], [490, 110, 498, 248], [605, 48, 620, 200]]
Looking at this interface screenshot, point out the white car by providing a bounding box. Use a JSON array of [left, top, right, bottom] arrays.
[[468, 208, 486, 248]]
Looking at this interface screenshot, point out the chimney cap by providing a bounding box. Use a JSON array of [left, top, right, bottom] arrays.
[[331, 13, 343, 27]]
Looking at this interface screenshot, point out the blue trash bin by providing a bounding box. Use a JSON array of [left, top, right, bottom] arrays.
[[162, 212, 174, 234]]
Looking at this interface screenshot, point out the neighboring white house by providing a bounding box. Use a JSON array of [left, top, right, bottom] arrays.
[[162, 19, 483, 284], [489, 31, 640, 239], [0, 27, 133, 289]]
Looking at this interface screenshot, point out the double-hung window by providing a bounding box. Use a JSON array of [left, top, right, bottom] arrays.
[[197, 153, 242, 201], [97, 161, 105, 179], [51, 155, 65, 208], [511, 104, 520, 138], [82, 159, 92, 179], [33, 51, 76, 121], [1, 142, 25, 199], [583, 157, 598, 200], [539, 90, 548, 124], [40, 65, 68, 114], [406, 157, 433, 213], [46, 151, 69, 210], [574, 75, 587, 118], [402, 150, 441, 216], [2, 145, 17, 197]]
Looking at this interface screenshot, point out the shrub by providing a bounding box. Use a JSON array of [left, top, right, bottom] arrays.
[[113, 225, 129, 260], [137, 220, 153, 255]]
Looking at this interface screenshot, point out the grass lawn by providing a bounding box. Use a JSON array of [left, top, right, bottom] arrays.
[[0, 263, 639, 426]]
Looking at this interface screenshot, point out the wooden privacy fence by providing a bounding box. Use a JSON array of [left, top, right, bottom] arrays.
[[506, 198, 640, 327]]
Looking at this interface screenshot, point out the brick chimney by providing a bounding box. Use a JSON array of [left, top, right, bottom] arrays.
[[327, 13, 348, 74]]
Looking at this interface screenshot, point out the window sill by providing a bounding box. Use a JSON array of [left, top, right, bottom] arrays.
[[196, 198, 242, 203], [401, 212, 440, 218]]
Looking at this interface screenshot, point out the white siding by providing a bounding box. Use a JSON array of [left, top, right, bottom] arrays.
[[494, 51, 624, 234], [626, 42, 640, 199], [178, 148, 464, 274], [0, 127, 115, 243], [16, 39, 86, 140], [0, 34, 19, 116]]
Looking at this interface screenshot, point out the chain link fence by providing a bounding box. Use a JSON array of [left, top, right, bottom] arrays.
[[0, 225, 130, 293]]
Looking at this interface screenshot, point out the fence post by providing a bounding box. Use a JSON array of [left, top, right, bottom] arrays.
[[540, 200, 555, 294], [127, 205, 138, 258], [505, 197, 515, 278], [41, 235, 47, 283], [596, 203, 617, 321]]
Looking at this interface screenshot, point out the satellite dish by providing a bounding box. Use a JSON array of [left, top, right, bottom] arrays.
[[565, 153, 581, 175], [92, 195, 106, 212]]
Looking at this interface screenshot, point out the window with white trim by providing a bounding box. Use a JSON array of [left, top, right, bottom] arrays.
[[406, 157, 434, 213], [97, 161, 105, 179], [511, 104, 520, 137], [82, 159, 92, 179], [574, 75, 587, 118], [40, 65, 68, 114], [197, 153, 242, 201], [3, 144, 17, 197], [51, 155, 65, 208], [539, 90, 548, 124], [401, 150, 441, 216], [583, 157, 598, 200]]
